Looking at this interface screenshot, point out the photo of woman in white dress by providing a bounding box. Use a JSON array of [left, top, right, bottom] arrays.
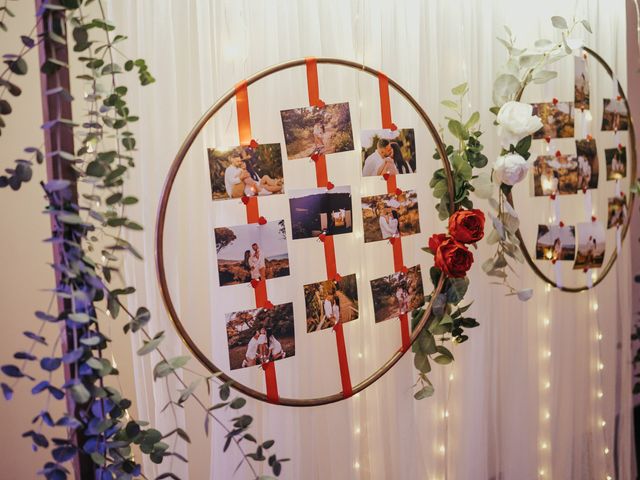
[[379, 208, 400, 239]]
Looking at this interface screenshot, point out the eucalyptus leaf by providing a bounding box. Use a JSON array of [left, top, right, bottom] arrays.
[[551, 16, 568, 29]]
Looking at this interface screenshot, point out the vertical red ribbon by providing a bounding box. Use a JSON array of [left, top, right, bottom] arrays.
[[378, 72, 398, 194], [306, 58, 328, 187], [235, 80, 278, 402], [306, 58, 352, 397]]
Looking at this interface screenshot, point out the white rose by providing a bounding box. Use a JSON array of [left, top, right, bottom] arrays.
[[493, 153, 530, 186], [496, 101, 543, 148]]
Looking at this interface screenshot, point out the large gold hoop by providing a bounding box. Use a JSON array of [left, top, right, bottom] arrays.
[[155, 58, 455, 406]]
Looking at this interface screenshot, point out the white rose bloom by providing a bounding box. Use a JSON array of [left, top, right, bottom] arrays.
[[496, 101, 543, 148], [493, 153, 530, 186]]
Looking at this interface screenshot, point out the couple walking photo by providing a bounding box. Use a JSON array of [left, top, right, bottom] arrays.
[[304, 274, 359, 332]]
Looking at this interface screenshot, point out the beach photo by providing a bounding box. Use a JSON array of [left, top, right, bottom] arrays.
[[535, 224, 576, 261], [214, 220, 289, 286], [207, 144, 284, 200], [602, 98, 629, 131], [605, 146, 626, 180], [575, 138, 599, 190], [288, 186, 353, 239], [573, 221, 606, 270], [607, 196, 627, 229], [361, 190, 421, 243], [574, 56, 590, 111], [370, 265, 425, 323], [303, 274, 359, 333], [225, 303, 295, 370], [531, 154, 579, 196], [280, 102, 354, 159], [360, 128, 416, 177], [531, 102, 575, 139]]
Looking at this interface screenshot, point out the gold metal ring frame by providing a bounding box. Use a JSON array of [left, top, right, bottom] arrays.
[[506, 47, 637, 293], [155, 58, 455, 406]]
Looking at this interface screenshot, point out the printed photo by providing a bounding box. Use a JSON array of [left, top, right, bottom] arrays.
[[573, 221, 606, 270], [575, 138, 599, 190], [303, 274, 359, 333], [535, 224, 576, 261], [574, 56, 590, 111], [214, 220, 289, 286], [361, 190, 421, 243], [602, 98, 629, 131], [531, 154, 579, 196], [607, 196, 627, 229], [605, 146, 627, 180], [288, 186, 353, 239], [531, 102, 575, 139], [207, 144, 284, 200], [280, 102, 354, 159], [225, 303, 295, 370], [370, 265, 425, 323], [361, 128, 416, 177]]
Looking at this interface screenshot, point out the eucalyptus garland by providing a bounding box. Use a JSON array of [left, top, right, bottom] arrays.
[[0, 1, 285, 479]]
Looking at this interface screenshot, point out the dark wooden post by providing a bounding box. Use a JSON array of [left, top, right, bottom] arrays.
[[35, 1, 96, 478]]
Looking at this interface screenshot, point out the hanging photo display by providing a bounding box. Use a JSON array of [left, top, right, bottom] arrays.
[[573, 221, 606, 270], [225, 302, 295, 370], [280, 102, 354, 159], [288, 186, 353, 239], [607, 196, 627, 229], [531, 101, 575, 139], [303, 274, 359, 333], [208, 144, 285, 200], [604, 145, 627, 180], [574, 55, 590, 111], [601, 98, 629, 131], [214, 220, 290, 286], [531, 154, 579, 196], [360, 190, 421, 242], [360, 128, 416, 176], [369, 265, 425, 323], [575, 138, 599, 190], [535, 224, 576, 261]]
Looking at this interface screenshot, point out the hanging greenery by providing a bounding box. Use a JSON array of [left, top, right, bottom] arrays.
[[0, 1, 286, 479]]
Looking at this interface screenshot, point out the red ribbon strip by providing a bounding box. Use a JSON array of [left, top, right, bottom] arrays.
[[323, 235, 337, 280], [378, 73, 393, 129], [333, 322, 353, 397], [235, 81, 252, 146], [306, 58, 328, 187], [262, 361, 279, 403], [391, 237, 404, 272], [235, 80, 278, 403], [386, 175, 397, 194]]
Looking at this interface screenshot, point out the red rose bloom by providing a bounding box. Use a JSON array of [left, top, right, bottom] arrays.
[[428, 233, 448, 253], [448, 209, 485, 244], [434, 238, 474, 278]]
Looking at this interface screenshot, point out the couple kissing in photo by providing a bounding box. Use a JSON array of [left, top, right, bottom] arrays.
[[362, 138, 414, 177], [242, 327, 285, 367]]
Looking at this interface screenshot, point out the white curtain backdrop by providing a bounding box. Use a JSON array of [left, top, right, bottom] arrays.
[[108, 1, 634, 479]]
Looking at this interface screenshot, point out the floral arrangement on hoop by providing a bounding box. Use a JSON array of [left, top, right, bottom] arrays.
[[412, 83, 488, 399], [481, 16, 592, 299]]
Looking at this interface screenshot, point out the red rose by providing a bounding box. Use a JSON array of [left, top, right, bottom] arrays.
[[428, 233, 448, 253], [448, 209, 485, 244], [434, 238, 474, 278]]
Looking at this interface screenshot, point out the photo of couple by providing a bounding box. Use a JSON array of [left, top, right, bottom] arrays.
[[370, 265, 425, 323], [531, 101, 575, 139], [607, 196, 627, 229], [288, 186, 353, 239], [532, 154, 579, 196], [225, 303, 295, 370], [361, 190, 420, 243], [574, 56, 590, 111], [605, 146, 626, 180], [575, 138, 599, 190], [303, 274, 359, 332], [573, 221, 606, 270], [360, 128, 416, 177], [207, 144, 284, 200], [280, 102, 354, 159], [602, 98, 629, 131], [214, 220, 289, 286], [535, 224, 576, 261]]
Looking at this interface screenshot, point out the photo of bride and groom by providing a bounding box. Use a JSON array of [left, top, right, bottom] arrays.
[[225, 302, 295, 370], [303, 274, 359, 332], [208, 143, 284, 200], [214, 220, 290, 286], [361, 128, 416, 177]]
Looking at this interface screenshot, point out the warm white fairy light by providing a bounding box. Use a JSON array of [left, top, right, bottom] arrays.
[[105, 309, 111, 317], [439, 445, 446, 454], [603, 447, 609, 455], [449, 373, 454, 381], [101, 255, 107, 263], [597, 390, 603, 399], [353, 461, 360, 469], [357, 352, 363, 359], [545, 284, 551, 293], [592, 302, 599, 312], [544, 410, 551, 420], [597, 332, 603, 341], [543, 317, 550, 327], [598, 362, 604, 371], [544, 350, 551, 358], [541, 441, 548, 450], [600, 420, 606, 427], [544, 381, 551, 390], [354, 426, 360, 435]]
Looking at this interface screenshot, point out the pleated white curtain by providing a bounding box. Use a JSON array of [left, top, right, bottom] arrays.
[[108, 0, 634, 479]]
